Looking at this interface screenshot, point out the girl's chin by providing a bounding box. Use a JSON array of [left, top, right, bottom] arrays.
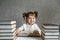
[[27, 22, 35, 25], [30, 23, 34, 25]]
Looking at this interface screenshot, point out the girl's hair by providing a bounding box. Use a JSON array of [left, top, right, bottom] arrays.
[[23, 11, 38, 19]]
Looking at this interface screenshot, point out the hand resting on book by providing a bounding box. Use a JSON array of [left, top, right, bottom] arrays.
[[28, 30, 40, 37]]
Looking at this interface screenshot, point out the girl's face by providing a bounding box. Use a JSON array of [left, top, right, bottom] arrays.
[[27, 15, 36, 25]]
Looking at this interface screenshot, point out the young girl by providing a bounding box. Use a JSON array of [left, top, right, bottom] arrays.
[[16, 11, 41, 36]]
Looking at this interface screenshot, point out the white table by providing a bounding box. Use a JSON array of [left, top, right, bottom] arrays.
[[16, 37, 42, 40]]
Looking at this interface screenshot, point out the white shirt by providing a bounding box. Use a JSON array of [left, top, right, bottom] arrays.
[[18, 23, 41, 35]]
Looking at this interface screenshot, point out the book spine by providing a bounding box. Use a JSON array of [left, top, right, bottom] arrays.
[[0, 24, 16, 28]]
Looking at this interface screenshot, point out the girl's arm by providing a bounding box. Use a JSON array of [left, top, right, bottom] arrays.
[[16, 26, 24, 35], [33, 24, 41, 36], [29, 24, 41, 36]]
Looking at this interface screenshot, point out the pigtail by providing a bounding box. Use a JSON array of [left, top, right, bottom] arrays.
[[34, 11, 38, 18], [23, 13, 27, 19]]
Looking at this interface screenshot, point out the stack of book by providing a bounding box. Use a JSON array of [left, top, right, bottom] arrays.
[[0, 20, 16, 40], [41, 24, 59, 40]]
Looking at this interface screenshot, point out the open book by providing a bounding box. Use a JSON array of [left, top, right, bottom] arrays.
[[17, 31, 40, 37]]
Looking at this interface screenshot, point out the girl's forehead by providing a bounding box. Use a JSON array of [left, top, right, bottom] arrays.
[[28, 14, 35, 17], [29, 14, 35, 16], [28, 15, 36, 18]]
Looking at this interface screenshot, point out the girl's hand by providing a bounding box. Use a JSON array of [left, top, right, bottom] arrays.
[[16, 29, 22, 35], [32, 30, 40, 36]]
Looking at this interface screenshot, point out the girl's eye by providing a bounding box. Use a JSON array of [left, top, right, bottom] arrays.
[[28, 18, 31, 19], [33, 18, 35, 19]]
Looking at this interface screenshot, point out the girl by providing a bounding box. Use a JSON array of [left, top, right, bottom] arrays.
[[16, 11, 41, 36]]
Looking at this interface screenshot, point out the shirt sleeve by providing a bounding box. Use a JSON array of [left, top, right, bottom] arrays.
[[35, 24, 41, 35], [18, 25, 24, 31]]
